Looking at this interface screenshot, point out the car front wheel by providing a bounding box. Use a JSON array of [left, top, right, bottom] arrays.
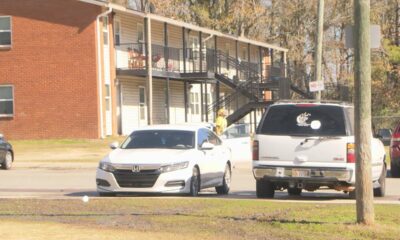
[[256, 179, 274, 198], [2, 151, 12, 170], [215, 164, 231, 195], [190, 167, 200, 197]]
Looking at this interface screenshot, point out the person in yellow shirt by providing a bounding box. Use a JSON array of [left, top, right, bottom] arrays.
[[215, 108, 227, 136]]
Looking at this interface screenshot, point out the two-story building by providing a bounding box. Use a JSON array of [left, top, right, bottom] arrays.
[[0, 0, 289, 139]]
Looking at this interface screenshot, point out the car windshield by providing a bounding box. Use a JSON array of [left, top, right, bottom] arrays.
[[259, 105, 347, 136], [223, 124, 250, 139], [121, 130, 195, 149]]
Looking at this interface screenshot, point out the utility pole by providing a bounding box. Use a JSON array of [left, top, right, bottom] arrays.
[[314, 0, 324, 100], [354, 0, 374, 225]]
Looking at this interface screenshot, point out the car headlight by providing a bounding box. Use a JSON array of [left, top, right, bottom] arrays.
[[159, 161, 189, 173], [99, 162, 115, 172]]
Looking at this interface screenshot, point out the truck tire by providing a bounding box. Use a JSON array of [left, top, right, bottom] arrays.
[[390, 161, 400, 178], [256, 179, 274, 198], [374, 164, 386, 197], [288, 187, 302, 196]]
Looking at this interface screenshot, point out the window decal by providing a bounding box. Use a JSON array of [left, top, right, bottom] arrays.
[[296, 112, 311, 127]]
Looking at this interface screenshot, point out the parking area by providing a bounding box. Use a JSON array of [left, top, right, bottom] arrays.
[[1, 162, 399, 203]]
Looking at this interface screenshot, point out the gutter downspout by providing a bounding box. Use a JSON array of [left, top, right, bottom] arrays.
[[96, 7, 112, 139]]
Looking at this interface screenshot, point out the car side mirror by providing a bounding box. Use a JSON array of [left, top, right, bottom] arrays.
[[109, 141, 119, 150], [201, 142, 215, 150]]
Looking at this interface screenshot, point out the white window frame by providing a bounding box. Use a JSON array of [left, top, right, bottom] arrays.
[[0, 85, 14, 117], [0, 16, 12, 48]]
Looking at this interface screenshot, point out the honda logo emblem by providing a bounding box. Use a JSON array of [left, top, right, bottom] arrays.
[[132, 165, 141, 173]]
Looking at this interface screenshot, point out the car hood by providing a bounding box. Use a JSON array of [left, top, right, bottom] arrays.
[[105, 148, 195, 165]]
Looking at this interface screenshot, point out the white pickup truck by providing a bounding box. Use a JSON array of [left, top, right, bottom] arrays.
[[252, 101, 386, 198]]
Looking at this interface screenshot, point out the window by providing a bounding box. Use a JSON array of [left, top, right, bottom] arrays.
[[0, 85, 14, 117], [139, 86, 146, 120], [259, 105, 347, 137], [114, 17, 121, 46], [102, 16, 109, 46], [197, 129, 209, 148], [197, 129, 221, 148], [0, 16, 11, 47], [137, 23, 144, 54], [105, 84, 111, 111]]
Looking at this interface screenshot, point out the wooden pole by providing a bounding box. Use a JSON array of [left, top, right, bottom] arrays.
[[315, 0, 324, 100], [354, 0, 374, 225]]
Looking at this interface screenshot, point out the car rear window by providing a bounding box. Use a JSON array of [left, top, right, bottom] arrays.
[[259, 104, 347, 136]]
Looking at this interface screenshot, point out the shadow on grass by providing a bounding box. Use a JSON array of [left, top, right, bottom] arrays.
[[65, 189, 351, 201]]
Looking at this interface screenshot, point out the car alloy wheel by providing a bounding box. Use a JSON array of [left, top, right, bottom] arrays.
[[216, 164, 231, 195]]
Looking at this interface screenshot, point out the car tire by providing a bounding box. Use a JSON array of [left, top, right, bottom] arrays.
[[390, 161, 400, 178], [189, 167, 200, 197], [215, 164, 231, 195], [2, 151, 12, 170], [256, 179, 274, 198], [374, 164, 386, 197], [288, 187, 302, 196], [98, 192, 116, 197]]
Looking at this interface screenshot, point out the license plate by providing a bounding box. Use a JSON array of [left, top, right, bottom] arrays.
[[276, 167, 285, 177], [292, 169, 309, 177]]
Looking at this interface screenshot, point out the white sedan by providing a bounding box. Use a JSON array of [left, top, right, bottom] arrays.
[[96, 124, 232, 196]]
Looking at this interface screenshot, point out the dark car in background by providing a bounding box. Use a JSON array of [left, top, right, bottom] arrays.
[[0, 133, 13, 170], [377, 128, 392, 146], [390, 123, 400, 177]]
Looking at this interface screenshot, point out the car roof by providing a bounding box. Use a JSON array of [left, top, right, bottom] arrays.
[[131, 124, 210, 132]]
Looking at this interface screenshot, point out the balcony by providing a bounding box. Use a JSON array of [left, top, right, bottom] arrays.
[[115, 43, 286, 84]]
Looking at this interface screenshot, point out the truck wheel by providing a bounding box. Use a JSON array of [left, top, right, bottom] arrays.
[[390, 161, 400, 178], [349, 190, 356, 199], [288, 187, 302, 196], [256, 179, 274, 198], [374, 164, 386, 197], [215, 164, 231, 195]]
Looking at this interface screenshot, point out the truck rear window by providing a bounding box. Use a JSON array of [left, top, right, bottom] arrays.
[[259, 105, 347, 136]]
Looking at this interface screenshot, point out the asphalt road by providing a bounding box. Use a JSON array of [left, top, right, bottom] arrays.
[[0, 162, 399, 203]]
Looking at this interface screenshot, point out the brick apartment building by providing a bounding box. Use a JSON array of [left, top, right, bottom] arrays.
[[0, 0, 289, 140]]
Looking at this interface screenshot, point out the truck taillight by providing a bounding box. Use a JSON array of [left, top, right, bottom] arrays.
[[253, 140, 259, 161], [347, 143, 356, 163], [391, 133, 400, 147]]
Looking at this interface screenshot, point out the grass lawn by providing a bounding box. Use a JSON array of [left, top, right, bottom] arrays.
[[0, 198, 399, 240], [10, 137, 125, 164]]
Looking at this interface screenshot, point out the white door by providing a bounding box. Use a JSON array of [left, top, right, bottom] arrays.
[[189, 89, 201, 123]]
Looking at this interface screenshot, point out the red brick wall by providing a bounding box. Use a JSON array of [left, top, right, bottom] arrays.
[[0, 0, 102, 139]]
